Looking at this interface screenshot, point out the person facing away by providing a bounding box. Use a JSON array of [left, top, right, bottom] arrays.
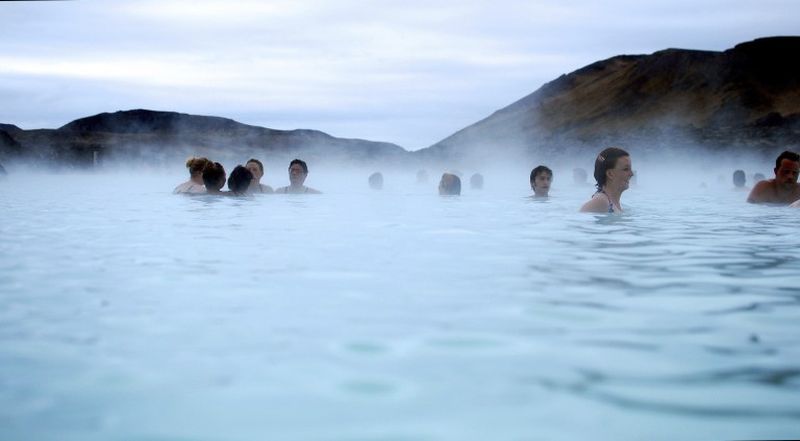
[[470, 173, 484, 190], [572, 167, 590, 187], [202, 162, 227, 195], [530, 165, 552, 198], [245, 158, 274, 194], [733, 169, 748, 190], [174, 157, 209, 194], [227, 165, 254, 196], [275, 159, 321, 194], [438, 173, 461, 195], [580, 147, 633, 213], [747, 151, 800, 204], [368, 172, 383, 190]]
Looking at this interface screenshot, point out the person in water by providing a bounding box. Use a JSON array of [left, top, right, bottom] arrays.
[[747, 151, 800, 204], [202, 161, 227, 195], [572, 167, 590, 187], [438, 173, 461, 195], [368, 172, 383, 190], [416, 169, 429, 184], [275, 159, 321, 194], [470, 173, 484, 190], [733, 169, 747, 190], [530, 165, 552, 198], [227, 165, 254, 196], [174, 157, 210, 194], [753, 172, 766, 183], [580, 147, 633, 213], [245, 158, 273, 194]]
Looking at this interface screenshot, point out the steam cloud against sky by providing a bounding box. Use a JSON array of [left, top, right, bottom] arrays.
[[1, 0, 798, 150]]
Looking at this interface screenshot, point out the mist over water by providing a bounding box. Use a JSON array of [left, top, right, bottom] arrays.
[[1, 160, 798, 440]]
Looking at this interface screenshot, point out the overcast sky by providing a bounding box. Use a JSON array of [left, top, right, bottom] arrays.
[[0, 0, 797, 150]]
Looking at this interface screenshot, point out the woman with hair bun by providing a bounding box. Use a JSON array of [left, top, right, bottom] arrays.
[[173, 157, 210, 194], [580, 147, 633, 213]]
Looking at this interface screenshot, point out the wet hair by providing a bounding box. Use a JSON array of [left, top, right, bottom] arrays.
[[753, 172, 766, 182], [186, 157, 210, 177], [246, 158, 264, 174], [593, 147, 629, 191], [368, 172, 383, 190], [530, 165, 552, 183], [733, 169, 746, 187], [470, 173, 484, 189], [202, 162, 226, 190], [227, 165, 253, 195], [439, 173, 461, 195], [775, 150, 800, 170], [289, 159, 308, 174]]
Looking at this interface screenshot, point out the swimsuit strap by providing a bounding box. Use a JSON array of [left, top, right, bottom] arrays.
[[598, 190, 614, 213]]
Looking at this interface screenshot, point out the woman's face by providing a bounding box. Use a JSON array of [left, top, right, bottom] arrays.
[[246, 162, 263, 181], [608, 156, 633, 190]]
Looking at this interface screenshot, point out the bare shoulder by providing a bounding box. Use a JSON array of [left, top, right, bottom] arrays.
[[580, 194, 606, 213], [307, 187, 322, 194], [747, 180, 773, 203]]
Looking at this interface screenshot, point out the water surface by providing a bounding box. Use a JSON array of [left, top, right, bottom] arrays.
[[1, 170, 798, 441]]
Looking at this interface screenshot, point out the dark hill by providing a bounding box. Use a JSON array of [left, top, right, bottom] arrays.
[[419, 36, 800, 161], [4, 109, 409, 167]]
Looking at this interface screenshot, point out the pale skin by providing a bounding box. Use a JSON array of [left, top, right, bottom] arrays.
[[746, 159, 800, 204], [173, 170, 206, 194], [580, 156, 633, 213], [245, 161, 274, 194]]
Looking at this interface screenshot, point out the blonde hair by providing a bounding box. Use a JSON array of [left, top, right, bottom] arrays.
[[186, 157, 210, 177]]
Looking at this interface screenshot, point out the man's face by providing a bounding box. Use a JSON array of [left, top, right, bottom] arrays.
[[532, 172, 552, 195], [246, 162, 263, 181], [289, 164, 307, 186], [775, 159, 799, 189]]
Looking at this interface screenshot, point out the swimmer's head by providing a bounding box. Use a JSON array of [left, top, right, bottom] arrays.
[[470, 173, 484, 190], [438, 173, 461, 196], [288, 159, 308, 187], [246, 158, 264, 181], [594, 147, 631, 191], [202, 162, 226, 191], [368, 172, 383, 190], [572, 167, 587, 184], [186, 157, 210, 178], [530, 165, 552, 197], [774, 151, 800, 188], [416, 169, 428, 183], [733, 169, 746, 187], [228, 165, 253, 195]]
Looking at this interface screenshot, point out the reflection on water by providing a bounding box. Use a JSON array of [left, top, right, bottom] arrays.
[[0, 172, 798, 440]]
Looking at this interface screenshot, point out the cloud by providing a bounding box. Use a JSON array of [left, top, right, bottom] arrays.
[[0, 0, 798, 149]]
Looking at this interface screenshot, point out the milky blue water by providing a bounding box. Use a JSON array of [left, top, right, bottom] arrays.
[[1, 169, 798, 441]]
